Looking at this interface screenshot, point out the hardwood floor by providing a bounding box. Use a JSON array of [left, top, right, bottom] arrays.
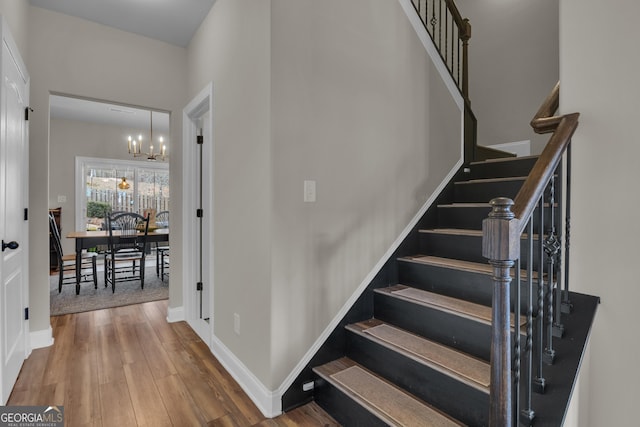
[[8, 300, 338, 427]]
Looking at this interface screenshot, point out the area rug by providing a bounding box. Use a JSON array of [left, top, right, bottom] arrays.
[[50, 267, 169, 316]]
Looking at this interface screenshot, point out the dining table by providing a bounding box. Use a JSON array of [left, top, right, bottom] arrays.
[[66, 229, 169, 285]]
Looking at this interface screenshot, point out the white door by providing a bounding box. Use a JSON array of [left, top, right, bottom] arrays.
[[182, 85, 213, 345], [0, 25, 29, 404]]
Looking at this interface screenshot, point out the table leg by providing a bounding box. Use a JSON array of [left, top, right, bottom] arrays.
[[75, 239, 82, 289]]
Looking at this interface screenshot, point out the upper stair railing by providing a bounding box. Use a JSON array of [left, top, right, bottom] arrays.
[[410, 0, 477, 161], [411, 0, 471, 98], [482, 82, 580, 426]]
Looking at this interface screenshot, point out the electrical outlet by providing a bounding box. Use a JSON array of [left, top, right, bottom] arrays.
[[234, 313, 240, 335]]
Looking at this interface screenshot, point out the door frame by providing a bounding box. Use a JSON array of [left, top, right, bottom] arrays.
[[182, 83, 214, 345]]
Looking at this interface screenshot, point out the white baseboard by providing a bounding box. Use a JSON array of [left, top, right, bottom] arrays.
[[30, 326, 54, 349], [166, 305, 185, 323], [210, 335, 281, 418]]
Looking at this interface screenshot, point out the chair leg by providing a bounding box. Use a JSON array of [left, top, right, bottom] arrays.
[[156, 248, 160, 277], [58, 263, 63, 293], [104, 255, 108, 287], [140, 258, 145, 289], [92, 257, 98, 289]]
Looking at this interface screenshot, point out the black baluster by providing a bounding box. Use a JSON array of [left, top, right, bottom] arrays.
[[562, 143, 574, 314], [533, 197, 546, 394], [514, 258, 521, 425], [543, 178, 558, 365], [521, 219, 536, 424]]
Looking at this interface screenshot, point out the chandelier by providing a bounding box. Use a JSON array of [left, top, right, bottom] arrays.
[[127, 110, 168, 161]]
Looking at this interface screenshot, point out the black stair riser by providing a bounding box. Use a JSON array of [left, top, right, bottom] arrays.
[[346, 332, 489, 426], [465, 157, 539, 180], [313, 376, 386, 427], [454, 180, 524, 203], [374, 292, 498, 360], [419, 233, 543, 271], [437, 205, 553, 232], [397, 260, 541, 314]]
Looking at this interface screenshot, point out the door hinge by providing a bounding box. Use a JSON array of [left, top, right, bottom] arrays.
[[24, 208, 28, 221], [25, 107, 33, 121], [196, 209, 203, 218], [196, 135, 203, 145], [196, 282, 203, 291], [24, 307, 29, 320]]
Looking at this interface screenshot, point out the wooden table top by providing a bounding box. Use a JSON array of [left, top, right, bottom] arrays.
[[67, 228, 169, 239]]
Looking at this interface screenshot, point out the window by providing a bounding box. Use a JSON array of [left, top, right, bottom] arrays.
[[75, 157, 169, 231]]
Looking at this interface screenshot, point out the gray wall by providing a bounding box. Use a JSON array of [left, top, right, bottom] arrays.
[[188, 0, 462, 389], [560, 1, 640, 425], [187, 0, 273, 385], [456, 0, 559, 154], [269, 0, 461, 387], [0, 0, 28, 59]]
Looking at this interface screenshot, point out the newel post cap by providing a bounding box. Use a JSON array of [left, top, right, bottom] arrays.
[[482, 198, 520, 261]]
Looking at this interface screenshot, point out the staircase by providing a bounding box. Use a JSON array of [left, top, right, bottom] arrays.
[[296, 155, 598, 426]]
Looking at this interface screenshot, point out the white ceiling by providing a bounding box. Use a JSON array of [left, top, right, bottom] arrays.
[[29, 0, 216, 48]]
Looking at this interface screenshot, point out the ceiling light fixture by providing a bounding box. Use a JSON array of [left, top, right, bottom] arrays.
[[127, 110, 168, 161], [118, 177, 130, 190]]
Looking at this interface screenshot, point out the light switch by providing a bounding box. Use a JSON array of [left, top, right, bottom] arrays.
[[304, 180, 316, 202], [57, 195, 67, 203]]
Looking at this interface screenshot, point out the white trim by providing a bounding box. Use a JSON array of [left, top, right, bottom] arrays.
[[210, 335, 281, 418], [396, 0, 465, 111], [166, 305, 184, 323], [29, 327, 54, 350], [275, 156, 463, 405], [182, 83, 214, 347]]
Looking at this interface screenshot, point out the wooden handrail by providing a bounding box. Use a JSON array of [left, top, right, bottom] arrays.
[[530, 81, 560, 134], [513, 112, 579, 232], [444, 0, 471, 40], [483, 82, 580, 426]]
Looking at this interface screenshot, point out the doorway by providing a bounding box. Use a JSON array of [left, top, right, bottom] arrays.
[[182, 84, 214, 345], [48, 95, 171, 312]]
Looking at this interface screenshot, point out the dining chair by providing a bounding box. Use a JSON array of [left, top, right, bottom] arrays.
[[155, 210, 169, 280], [104, 212, 150, 293], [48, 213, 98, 295]]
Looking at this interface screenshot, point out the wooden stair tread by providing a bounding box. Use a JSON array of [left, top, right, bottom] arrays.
[[469, 155, 538, 165], [400, 255, 493, 274], [377, 285, 525, 327], [348, 320, 490, 391], [399, 255, 539, 280], [437, 202, 555, 209], [419, 228, 540, 240], [314, 358, 464, 427], [455, 176, 527, 185], [438, 203, 492, 208]]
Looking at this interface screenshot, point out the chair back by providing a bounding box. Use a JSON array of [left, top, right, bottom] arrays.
[[106, 212, 150, 254], [156, 211, 169, 228], [48, 213, 64, 258]]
